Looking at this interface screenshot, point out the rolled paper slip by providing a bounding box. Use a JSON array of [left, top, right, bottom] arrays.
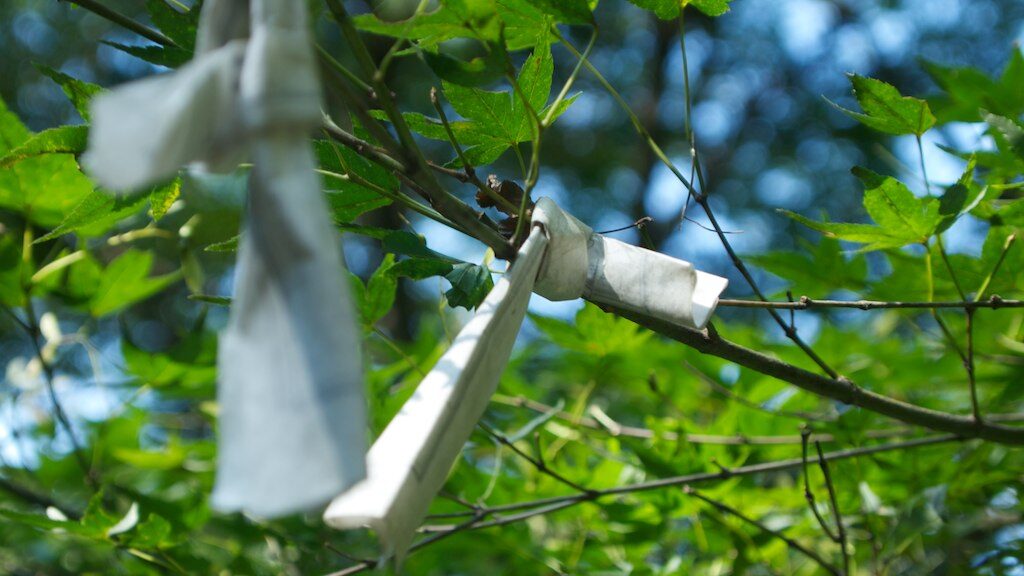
[[532, 197, 728, 329], [323, 225, 551, 565], [83, 0, 368, 518]]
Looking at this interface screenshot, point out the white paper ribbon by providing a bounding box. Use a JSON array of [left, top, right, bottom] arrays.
[[323, 225, 550, 565], [322, 201, 727, 560], [532, 197, 728, 329], [83, 0, 367, 518]]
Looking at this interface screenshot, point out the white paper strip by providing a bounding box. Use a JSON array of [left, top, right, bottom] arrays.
[[532, 197, 727, 329], [211, 137, 366, 518], [323, 225, 550, 564], [83, 0, 369, 518]]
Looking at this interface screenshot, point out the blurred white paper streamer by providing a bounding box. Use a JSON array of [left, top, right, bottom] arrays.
[[532, 197, 728, 329], [324, 226, 550, 564], [82, 0, 366, 518]]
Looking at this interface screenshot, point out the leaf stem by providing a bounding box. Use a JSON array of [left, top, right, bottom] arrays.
[[541, 26, 597, 128], [316, 44, 373, 94], [916, 134, 932, 196], [975, 233, 1016, 302]]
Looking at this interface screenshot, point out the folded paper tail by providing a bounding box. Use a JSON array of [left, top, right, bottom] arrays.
[[212, 137, 366, 518], [692, 270, 730, 330], [82, 42, 247, 191], [323, 225, 550, 566]]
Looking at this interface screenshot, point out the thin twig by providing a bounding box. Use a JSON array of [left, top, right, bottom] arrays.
[[801, 429, 839, 542], [815, 441, 850, 575], [504, 52, 544, 247], [327, 435, 960, 574], [22, 300, 96, 489], [60, 0, 179, 47], [717, 295, 1024, 310], [685, 486, 842, 576], [478, 422, 592, 494], [324, 543, 376, 568], [325, 0, 514, 260], [597, 216, 654, 235], [1, 305, 30, 333], [936, 237, 967, 300], [678, 13, 699, 229], [965, 309, 982, 423], [963, 234, 1017, 424], [424, 434, 959, 522]]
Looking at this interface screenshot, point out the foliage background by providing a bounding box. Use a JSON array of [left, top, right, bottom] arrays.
[[0, 0, 1023, 574]]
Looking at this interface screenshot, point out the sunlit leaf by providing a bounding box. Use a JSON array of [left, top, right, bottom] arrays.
[[830, 75, 936, 136], [35, 66, 103, 121], [0, 125, 88, 167], [89, 250, 181, 316]]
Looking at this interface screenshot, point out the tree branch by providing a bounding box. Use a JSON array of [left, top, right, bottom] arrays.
[[325, 0, 515, 260], [426, 434, 958, 522], [321, 120, 510, 252], [609, 307, 1024, 444], [326, 434, 958, 574], [0, 476, 80, 520]]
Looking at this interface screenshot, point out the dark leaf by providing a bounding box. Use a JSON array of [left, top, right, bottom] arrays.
[[445, 262, 494, 309]]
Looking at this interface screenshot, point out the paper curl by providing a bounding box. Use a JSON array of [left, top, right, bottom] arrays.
[[82, 41, 246, 191], [531, 197, 728, 330]]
